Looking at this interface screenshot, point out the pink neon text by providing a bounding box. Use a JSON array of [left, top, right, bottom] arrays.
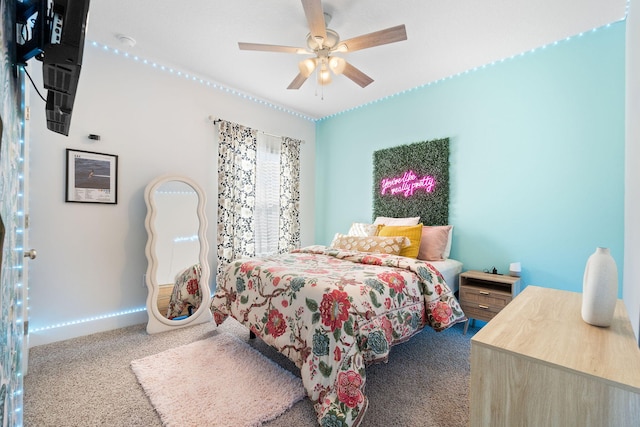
[[380, 170, 436, 197]]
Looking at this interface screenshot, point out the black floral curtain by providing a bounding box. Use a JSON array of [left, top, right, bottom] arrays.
[[216, 121, 302, 280]]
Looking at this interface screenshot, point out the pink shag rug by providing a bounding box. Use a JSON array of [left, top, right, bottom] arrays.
[[131, 332, 306, 427]]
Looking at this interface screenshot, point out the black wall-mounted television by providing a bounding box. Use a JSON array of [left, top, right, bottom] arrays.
[[16, 0, 91, 136]]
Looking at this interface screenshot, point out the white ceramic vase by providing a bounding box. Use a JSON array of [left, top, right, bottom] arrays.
[[581, 247, 618, 327]]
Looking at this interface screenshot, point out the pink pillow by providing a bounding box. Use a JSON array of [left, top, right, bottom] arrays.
[[418, 225, 453, 261]]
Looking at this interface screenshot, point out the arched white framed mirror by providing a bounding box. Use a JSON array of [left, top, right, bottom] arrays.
[[144, 174, 212, 333]]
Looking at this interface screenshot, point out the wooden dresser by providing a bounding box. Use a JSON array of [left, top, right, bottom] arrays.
[[470, 286, 640, 427]]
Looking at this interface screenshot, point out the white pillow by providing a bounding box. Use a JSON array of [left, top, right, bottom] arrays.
[[347, 222, 380, 237], [373, 216, 420, 226], [443, 225, 454, 259]]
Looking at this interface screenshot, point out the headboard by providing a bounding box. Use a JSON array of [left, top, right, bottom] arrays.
[[372, 138, 449, 225]]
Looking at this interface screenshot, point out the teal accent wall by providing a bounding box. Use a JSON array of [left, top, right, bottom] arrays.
[[316, 22, 625, 295]]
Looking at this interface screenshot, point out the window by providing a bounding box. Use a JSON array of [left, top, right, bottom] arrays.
[[254, 133, 281, 257]]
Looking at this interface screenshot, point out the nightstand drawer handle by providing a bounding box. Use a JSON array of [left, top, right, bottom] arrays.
[[479, 291, 490, 295], [478, 304, 489, 309]]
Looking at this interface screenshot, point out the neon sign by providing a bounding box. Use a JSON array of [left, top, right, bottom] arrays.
[[380, 170, 436, 197]]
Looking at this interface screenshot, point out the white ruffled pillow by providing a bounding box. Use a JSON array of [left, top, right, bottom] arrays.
[[443, 225, 454, 259], [373, 216, 420, 226], [347, 222, 380, 237]]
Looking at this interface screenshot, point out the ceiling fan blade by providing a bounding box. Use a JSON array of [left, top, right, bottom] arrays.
[[301, 0, 327, 43], [238, 42, 304, 54], [339, 24, 407, 52], [341, 61, 374, 88], [287, 72, 308, 90]]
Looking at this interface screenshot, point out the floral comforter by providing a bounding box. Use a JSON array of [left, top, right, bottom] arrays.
[[166, 263, 202, 319], [210, 245, 466, 427]]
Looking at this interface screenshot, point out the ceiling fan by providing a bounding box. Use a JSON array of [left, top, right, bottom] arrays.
[[238, 0, 407, 90]]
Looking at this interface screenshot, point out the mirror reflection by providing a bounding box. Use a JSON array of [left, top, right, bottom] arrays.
[[153, 181, 201, 320], [144, 174, 212, 334]]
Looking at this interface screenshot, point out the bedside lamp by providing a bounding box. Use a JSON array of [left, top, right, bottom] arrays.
[[509, 262, 521, 277]]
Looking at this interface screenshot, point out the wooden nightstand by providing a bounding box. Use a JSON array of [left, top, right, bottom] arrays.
[[459, 270, 521, 334]]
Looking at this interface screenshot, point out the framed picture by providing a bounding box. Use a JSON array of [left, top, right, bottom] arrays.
[[65, 149, 118, 204]]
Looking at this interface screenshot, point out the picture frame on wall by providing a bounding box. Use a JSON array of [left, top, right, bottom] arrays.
[[65, 149, 118, 204]]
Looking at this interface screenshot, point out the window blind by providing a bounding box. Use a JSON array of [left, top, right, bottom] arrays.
[[254, 133, 281, 257]]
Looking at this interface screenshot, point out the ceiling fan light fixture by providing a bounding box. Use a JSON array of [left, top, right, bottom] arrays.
[[318, 63, 332, 85], [328, 56, 346, 74], [298, 58, 318, 78]]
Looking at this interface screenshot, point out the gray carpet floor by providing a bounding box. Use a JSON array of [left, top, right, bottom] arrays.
[[24, 318, 477, 426]]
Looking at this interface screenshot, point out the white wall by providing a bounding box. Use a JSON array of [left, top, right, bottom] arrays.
[[625, 0, 640, 343], [26, 45, 316, 346]]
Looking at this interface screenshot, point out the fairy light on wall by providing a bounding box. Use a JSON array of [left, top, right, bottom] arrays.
[[89, 40, 316, 122], [29, 307, 147, 333], [91, 6, 630, 125], [10, 66, 29, 426], [319, 18, 627, 121]]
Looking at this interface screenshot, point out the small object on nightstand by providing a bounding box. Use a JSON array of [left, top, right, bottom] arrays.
[[483, 266, 498, 274], [509, 262, 521, 277], [459, 270, 521, 334]]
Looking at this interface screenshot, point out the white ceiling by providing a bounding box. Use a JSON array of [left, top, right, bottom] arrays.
[[86, 0, 628, 120]]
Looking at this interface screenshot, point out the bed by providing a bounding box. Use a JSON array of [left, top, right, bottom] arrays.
[[210, 244, 466, 427], [428, 258, 463, 294], [166, 263, 202, 319]]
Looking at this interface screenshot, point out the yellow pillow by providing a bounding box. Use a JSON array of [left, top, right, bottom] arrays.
[[376, 224, 423, 258]]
